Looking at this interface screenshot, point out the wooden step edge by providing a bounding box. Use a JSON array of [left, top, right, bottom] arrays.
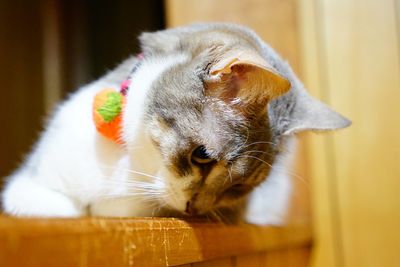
[[0, 216, 312, 267]]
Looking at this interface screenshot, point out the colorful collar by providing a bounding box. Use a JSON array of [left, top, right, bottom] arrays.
[[92, 53, 144, 144], [120, 53, 144, 96]]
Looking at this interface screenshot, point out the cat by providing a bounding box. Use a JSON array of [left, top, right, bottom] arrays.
[[1, 23, 350, 224]]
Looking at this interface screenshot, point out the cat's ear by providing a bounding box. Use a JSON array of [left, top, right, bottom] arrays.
[[206, 49, 291, 107], [283, 91, 351, 135]]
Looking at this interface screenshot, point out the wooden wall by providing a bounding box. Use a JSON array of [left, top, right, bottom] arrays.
[[299, 0, 400, 266], [166, 0, 400, 266]]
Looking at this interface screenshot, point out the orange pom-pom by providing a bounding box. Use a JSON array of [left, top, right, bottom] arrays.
[[93, 89, 126, 144]]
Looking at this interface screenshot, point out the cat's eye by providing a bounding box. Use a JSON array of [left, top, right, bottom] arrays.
[[191, 145, 214, 164]]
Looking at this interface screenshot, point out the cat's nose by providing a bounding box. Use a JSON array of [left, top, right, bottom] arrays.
[[185, 201, 198, 216]]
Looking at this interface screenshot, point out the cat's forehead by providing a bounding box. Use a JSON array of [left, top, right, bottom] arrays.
[[123, 53, 190, 145], [147, 58, 206, 120], [128, 54, 189, 94]]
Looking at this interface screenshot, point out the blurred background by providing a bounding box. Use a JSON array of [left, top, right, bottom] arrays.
[[0, 0, 399, 267], [0, 0, 165, 179]]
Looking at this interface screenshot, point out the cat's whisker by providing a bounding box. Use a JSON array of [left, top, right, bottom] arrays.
[[101, 181, 165, 193], [98, 164, 165, 182], [95, 173, 170, 201], [233, 126, 253, 157], [208, 211, 220, 223], [95, 164, 167, 194], [209, 210, 225, 224], [152, 201, 169, 216], [236, 154, 309, 188], [103, 180, 163, 188], [97, 191, 171, 207], [243, 141, 278, 148], [237, 155, 273, 168], [237, 127, 251, 151], [152, 202, 164, 214], [205, 213, 213, 223], [270, 167, 310, 188], [244, 150, 275, 157], [101, 191, 163, 196], [214, 209, 230, 224], [227, 163, 233, 184], [104, 192, 166, 199], [123, 169, 164, 181], [98, 192, 162, 199]]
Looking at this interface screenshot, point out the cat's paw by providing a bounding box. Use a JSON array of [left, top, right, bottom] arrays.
[[2, 175, 84, 217]]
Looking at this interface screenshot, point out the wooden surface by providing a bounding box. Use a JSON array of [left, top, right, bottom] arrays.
[[189, 247, 310, 267], [299, 0, 400, 266], [0, 216, 311, 267]]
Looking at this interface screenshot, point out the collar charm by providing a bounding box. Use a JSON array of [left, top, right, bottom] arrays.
[[93, 85, 127, 144], [92, 54, 143, 144]]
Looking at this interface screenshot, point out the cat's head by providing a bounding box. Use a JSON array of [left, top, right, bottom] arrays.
[[122, 24, 350, 216]]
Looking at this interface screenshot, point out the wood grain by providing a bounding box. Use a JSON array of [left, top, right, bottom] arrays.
[[193, 257, 233, 267], [262, 247, 310, 267], [165, 0, 301, 73], [183, 246, 311, 267], [235, 253, 263, 267], [321, 0, 400, 266], [297, 1, 339, 266], [0, 216, 311, 267], [299, 0, 400, 266]]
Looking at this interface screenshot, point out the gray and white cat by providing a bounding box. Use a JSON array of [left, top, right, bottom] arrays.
[[2, 23, 350, 224]]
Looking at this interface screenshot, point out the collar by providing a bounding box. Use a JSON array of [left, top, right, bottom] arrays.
[[120, 53, 144, 96]]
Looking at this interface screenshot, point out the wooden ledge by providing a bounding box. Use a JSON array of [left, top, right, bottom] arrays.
[[0, 216, 311, 267]]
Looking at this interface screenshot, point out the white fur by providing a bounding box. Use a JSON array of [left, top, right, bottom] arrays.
[[2, 54, 188, 217], [3, 171, 84, 217], [2, 52, 294, 224], [245, 138, 295, 225]]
